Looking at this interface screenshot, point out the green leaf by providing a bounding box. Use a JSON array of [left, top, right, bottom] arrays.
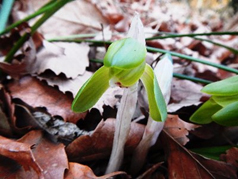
[[109, 61, 146, 87], [104, 38, 146, 69], [202, 75, 238, 96], [190, 98, 222, 124], [212, 101, 238, 126], [72, 66, 110, 112], [190, 145, 235, 161], [140, 64, 167, 122], [212, 94, 238, 107]]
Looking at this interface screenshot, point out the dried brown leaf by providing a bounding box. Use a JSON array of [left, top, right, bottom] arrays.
[[34, 41, 90, 78], [14, 0, 108, 39], [168, 79, 203, 112], [66, 118, 144, 162], [164, 114, 200, 145], [65, 162, 127, 179], [7, 76, 86, 123], [161, 130, 237, 179], [37, 71, 92, 98], [19, 130, 68, 179], [161, 130, 214, 179], [0, 134, 43, 178], [193, 152, 237, 179], [0, 87, 15, 136], [220, 147, 238, 168]]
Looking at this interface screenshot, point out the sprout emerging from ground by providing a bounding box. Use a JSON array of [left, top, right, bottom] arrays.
[[71, 13, 167, 173]]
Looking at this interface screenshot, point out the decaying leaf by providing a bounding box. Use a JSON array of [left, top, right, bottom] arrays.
[[168, 79, 203, 112], [0, 87, 15, 136], [13, 0, 108, 39], [220, 147, 238, 168], [161, 130, 237, 179], [7, 76, 86, 123], [37, 71, 93, 98], [18, 130, 68, 179], [0, 133, 43, 178], [164, 114, 200, 145], [66, 118, 144, 162], [65, 162, 128, 179], [34, 41, 90, 78], [0, 130, 69, 179]]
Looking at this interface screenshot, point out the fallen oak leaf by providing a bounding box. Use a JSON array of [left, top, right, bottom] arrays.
[[34, 41, 90, 78], [168, 79, 203, 113], [193, 152, 237, 179], [220, 147, 238, 168], [65, 162, 128, 179], [0, 86, 15, 136], [160, 130, 214, 179], [160, 130, 237, 179], [18, 130, 68, 179], [0, 135, 43, 178], [13, 0, 108, 39], [7, 75, 86, 123], [37, 70, 92, 98], [164, 114, 200, 145], [66, 118, 144, 162]]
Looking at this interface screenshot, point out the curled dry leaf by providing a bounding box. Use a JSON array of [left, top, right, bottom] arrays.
[[7, 76, 86, 123], [66, 118, 144, 162], [0, 87, 15, 136], [164, 114, 200, 145], [0, 134, 43, 178], [0, 130, 68, 179], [193, 152, 237, 179], [18, 130, 68, 179], [65, 162, 128, 179], [220, 147, 238, 168], [161, 130, 237, 179]]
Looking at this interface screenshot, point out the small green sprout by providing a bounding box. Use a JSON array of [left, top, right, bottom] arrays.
[[72, 38, 167, 122], [190, 75, 238, 126]]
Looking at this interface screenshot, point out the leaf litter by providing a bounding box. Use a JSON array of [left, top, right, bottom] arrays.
[[0, 0, 238, 178]]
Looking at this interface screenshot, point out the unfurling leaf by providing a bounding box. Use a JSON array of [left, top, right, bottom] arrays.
[[212, 101, 238, 126], [72, 66, 110, 112], [202, 75, 238, 96], [190, 98, 222, 124], [104, 38, 146, 69], [140, 64, 167, 122]]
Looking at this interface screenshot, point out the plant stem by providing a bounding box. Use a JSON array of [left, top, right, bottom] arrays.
[[193, 37, 238, 54], [106, 83, 138, 173], [146, 31, 238, 40], [47, 33, 97, 41], [147, 46, 238, 74], [173, 73, 212, 84], [4, 0, 73, 63], [146, 34, 238, 55]]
